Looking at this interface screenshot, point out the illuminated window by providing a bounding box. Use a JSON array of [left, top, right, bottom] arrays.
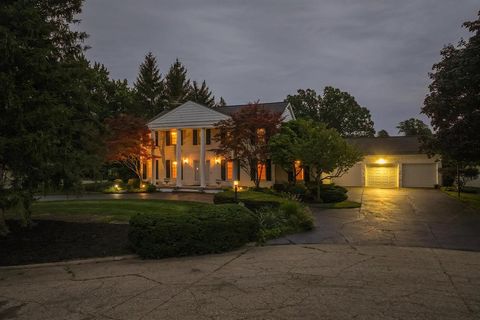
[[170, 130, 177, 145], [172, 161, 177, 179], [257, 163, 266, 180], [227, 161, 233, 180], [295, 161, 304, 180], [256, 128, 266, 143]]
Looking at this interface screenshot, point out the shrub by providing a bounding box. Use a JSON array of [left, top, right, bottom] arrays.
[[320, 188, 348, 203], [129, 204, 257, 258], [145, 183, 157, 192], [127, 178, 140, 189], [255, 200, 314, 243], [213, 191, 285, 211], [83, 181, 111, 192]]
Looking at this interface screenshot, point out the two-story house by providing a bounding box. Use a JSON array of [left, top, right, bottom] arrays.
[[142, 101, 296, 190]]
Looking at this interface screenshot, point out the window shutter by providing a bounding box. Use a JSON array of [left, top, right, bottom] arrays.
[[206, 129, 211, 145], [165, 160, 171, 178], [287, 171, 294, 183], [221, 160, 226, 181], [155, 160, 159, 179], [250, 164, 256, 181], [304, 166, 310, 182], [236, 160, 241, 181], [166, 131, 171, 146], [181, 162, 184, 180], [181, 130, 184, 145], [193, 129, 198, 145], [154, 131, 159, 147], [266, 159, 272, 181], [142, 163, 147, 180]]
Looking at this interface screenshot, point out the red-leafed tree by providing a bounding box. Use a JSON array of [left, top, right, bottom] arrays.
[[105, 114, 152, 181], [214, 102, 283, 188]]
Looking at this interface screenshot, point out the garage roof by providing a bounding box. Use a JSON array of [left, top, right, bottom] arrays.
[[347, 136, 424, 155]]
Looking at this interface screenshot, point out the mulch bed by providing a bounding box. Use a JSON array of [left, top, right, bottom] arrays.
[[0, 220, 132, 266]]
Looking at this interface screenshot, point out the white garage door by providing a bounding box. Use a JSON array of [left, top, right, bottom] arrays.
[[333, 163, 363, 186], [366, 165, 397, 188], [402, 163, 436, 188]]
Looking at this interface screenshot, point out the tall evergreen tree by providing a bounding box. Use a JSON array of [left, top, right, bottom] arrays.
[[216, 96, 227, 107], [164, 58, 190, 109], [188, 80, 215, 107], [134, 52, 164, 118]]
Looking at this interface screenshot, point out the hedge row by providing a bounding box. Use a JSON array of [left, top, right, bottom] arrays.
[[129, 204, 257, 258]]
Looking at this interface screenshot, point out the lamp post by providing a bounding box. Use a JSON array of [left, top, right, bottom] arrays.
[[234, 180, 239, 202]]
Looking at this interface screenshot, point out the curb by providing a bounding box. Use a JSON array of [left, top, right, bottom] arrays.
[[0, 254, 139, 270]]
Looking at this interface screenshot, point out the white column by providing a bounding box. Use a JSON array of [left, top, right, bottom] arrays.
[[151, 130, 156, 185], [176, 129, 182, 187], [200, 128, 206, 188]]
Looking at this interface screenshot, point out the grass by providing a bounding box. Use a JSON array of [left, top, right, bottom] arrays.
[[442, 188, 480, 210], [15, 199, 208, 223], [312, 201, 361, 209]]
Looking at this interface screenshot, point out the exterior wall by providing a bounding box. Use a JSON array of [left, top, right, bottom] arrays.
[[331, 154, 441, 188], [146, 129, 276, 188]]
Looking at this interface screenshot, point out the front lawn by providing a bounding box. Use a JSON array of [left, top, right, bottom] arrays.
[[27, 199, 207, 223], [442, 188, 480, 210]]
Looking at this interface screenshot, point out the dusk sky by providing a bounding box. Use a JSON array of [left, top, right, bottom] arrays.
[[79, 1, 479, 134]]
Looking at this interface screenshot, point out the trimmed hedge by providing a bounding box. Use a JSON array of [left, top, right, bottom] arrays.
[[129, 204, 257, 258], [213, 191, 285, 211], [320, 188, 348, 203]]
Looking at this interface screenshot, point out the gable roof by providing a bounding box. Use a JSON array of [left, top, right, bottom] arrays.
[[215, 101, 288, 116], [147, 101, 229, 129], [147, 101, 294, 129], [347, 136, 424, 155]]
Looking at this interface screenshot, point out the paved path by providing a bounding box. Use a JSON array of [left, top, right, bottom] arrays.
[[270, 188, 480, 251], [1, 244, 479, 319], [37, 192, 214, 203]]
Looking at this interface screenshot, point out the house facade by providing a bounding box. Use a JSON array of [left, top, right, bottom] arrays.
[[143, 101, 295, 189]]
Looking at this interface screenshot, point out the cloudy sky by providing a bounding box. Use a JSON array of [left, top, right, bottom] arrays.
[[79, 0, 479, 134]]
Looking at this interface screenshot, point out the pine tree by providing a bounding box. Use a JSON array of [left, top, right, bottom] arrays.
[[188, 80, 215, 107], [164, 58, 190, 109], [216, 96, 227, 107], [134, 52, 164, 118]]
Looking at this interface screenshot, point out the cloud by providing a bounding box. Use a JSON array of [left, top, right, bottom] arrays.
[[79, 0, 479, 133]]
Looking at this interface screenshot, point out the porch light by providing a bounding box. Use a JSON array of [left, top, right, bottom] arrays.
[[183, 158, 189, 164], [172, 161, 177, 165], [376, 158, 387, 164], [214, 157, 220, 164]]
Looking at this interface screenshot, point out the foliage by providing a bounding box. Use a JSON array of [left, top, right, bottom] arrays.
[[318, 188, 348, 203], [286, 87, 375, 137], [377, 130, 390, 137], [256, 201, 314, 243], [213, 190, 285, 211], [216, 97, 227, 107], [104, 114, 152, 181], [314, 201, 361, 209], [163, 58, 191, 109], [422, 12, 480, 163], [188, 80, 215, 107], [213, 102, 283, 188], [0, 0, 107, 234], [439, 162, 479, 190], [397, 118, 432, 136], [442, 187, 480, 209], [270, 120, 362, 201], [128, 204, 257, 258], [133, 52, 165, 118]]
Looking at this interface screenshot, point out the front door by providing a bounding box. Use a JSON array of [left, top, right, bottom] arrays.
[[194, 160, 209, 185]]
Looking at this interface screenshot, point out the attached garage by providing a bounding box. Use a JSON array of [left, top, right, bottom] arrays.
[[331, 136, 441, 189], [402, 163, 437, 188], [366, 164, 398, 188]]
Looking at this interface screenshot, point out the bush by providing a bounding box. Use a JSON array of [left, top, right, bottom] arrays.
[[127, 178, 140, 189], [129, 204, 257, 258], [83, 181, 111, 192], [320, 188, 348, 203], [255, 200, 314, 243], [145, 183, 157, 192], [213, 191, 285, 211]]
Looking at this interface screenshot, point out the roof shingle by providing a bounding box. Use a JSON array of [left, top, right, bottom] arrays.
[[347, 136, 424, 155]]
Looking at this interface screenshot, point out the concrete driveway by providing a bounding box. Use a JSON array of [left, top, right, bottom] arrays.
[[1, 244, 479, 319], [270, 188, 480, 251]]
